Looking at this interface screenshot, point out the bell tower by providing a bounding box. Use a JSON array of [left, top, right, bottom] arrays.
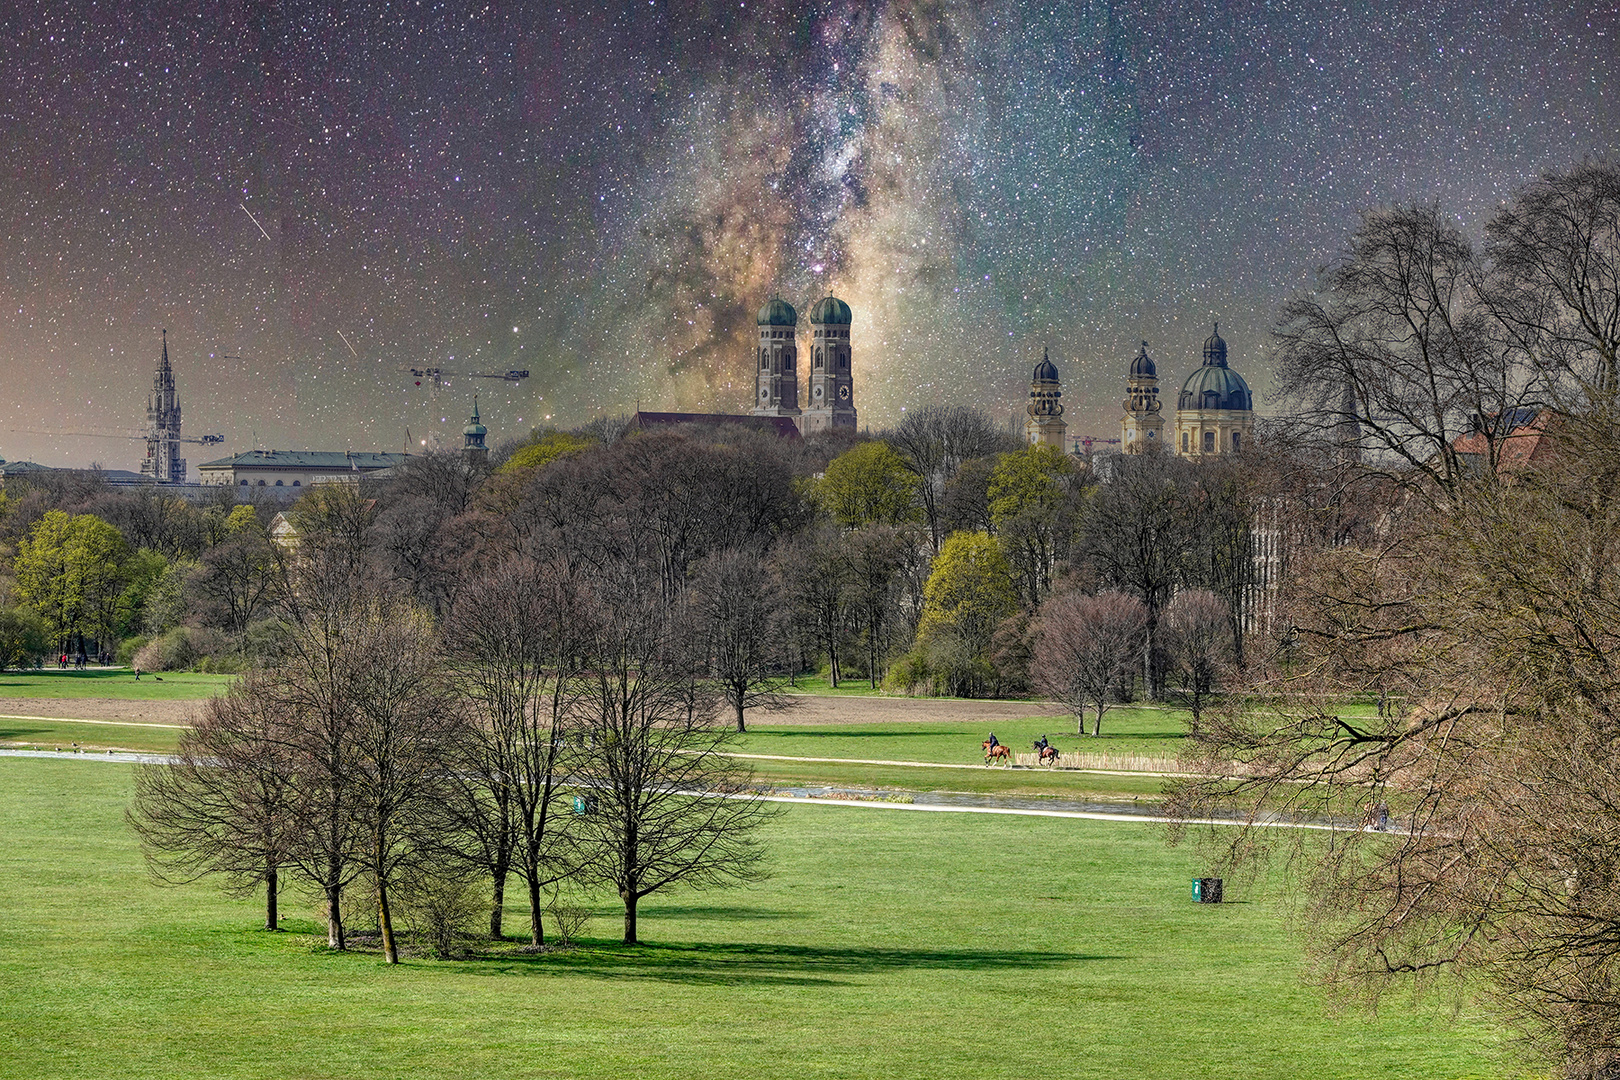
[[1120, 341, 1165, 453], [801, 293, 856, 434], [752, 296, 800, 419], [1024, 348, 1067, 448]]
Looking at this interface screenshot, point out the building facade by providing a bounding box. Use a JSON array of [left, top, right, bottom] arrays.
[[1172, 325, 1255, 458], [196, 450, 409, 488], [1024, 348, 1068, 448]]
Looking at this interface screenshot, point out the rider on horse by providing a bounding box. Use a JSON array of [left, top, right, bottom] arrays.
[[1033, 734, 1049, 753], [987, 732, 1000, 751]]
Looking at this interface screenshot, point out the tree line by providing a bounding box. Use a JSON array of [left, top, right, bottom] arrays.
[[1166, 159, 1620, 1080]]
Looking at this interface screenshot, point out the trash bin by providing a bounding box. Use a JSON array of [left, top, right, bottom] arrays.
[[1192, 877, 1223, 903]]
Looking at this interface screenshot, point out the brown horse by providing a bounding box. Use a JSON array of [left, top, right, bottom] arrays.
[[982, 739, 1012, 765], [1037, 744, 1060, 767]]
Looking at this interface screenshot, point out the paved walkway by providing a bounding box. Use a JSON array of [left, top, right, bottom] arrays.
[[0, 749, 1343, 831]]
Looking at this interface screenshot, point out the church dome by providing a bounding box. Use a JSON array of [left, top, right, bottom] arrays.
[[1202, 323, 1228, 367], [463, 401, 487, 437], [808, 294, 852, 325], [757, 297, 798, 326], [1032, 348, 1060, 383], [1178, 362, 1252, 412], [1130, 341, 1156, 378]]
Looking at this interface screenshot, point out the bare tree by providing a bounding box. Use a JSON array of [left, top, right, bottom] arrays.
[[783, 527, 852, 687], [128, 674, 298, 930], [441, 559, 591, 945], [1272, 203, 1536, 504], [572, 582, 772, 945], [886, 405, 1020, 551], [1161, 588, 1232, 724], [1080, 451, 1197, 698], [1167, 162, 1620, 1080], [690, 549, 797, 732], [341, 599, 465, 965], [1033, 590, 1147, 736]]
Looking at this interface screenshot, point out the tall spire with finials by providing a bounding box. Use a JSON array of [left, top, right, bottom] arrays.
[[1120, 340, 1165, 453], [462, 396, 489, 464], [140, 329, 186, 483]]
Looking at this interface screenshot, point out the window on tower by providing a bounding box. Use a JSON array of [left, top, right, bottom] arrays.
[[1203, 430, 1215, 453]]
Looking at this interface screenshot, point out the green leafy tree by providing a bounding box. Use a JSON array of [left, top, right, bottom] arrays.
[[14, 510, 131, 653], [0, 608, 49, 670], [989, 445, 1081, 609], [815, 442, 920, 529], [916, 531, 1018, 696]]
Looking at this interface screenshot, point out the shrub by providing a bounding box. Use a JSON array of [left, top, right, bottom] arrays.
[[397, 873, 486, 959]]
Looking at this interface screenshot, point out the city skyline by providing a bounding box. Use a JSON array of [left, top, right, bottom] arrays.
[[1, 1, 1616, 469]]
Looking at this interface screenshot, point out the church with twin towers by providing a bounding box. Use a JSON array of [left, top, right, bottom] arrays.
[[750, 293, 858, 434]]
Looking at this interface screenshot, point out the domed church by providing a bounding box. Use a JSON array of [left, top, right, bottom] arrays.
[[1121, 324, 1254, 458]]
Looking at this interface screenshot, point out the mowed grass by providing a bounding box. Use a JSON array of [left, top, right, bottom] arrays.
[[740, 708, 1189, 767], [0, 758, 1517, 1079], [0, 669, 234, 700], [0, 718, 188, 754]]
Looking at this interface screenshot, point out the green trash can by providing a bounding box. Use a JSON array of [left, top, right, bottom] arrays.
[[1192, 877, 1223, 903]]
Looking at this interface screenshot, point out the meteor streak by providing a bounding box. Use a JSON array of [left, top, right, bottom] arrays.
[[239, 202, 272, 242]]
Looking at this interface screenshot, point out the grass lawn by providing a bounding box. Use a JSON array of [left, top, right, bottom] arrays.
[[0, 758, 1519, 1079], [0, 669, 234, 700], [741, 708, 1188, 768], [0, 717, 187, 754]]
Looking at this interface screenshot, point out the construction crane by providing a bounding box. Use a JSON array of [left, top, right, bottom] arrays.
[[12, 428, 225, 446], [1072, 434, 1122, 454], [403, 365, 529, 389]]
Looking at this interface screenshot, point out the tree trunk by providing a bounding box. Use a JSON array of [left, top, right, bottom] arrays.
[[325, 881, 345, 949], [489, 868, 506, 939], [622, 890, 638, 945], [528, 873, 545, 948], [378, 877, 398, 965], [265, 865, 278, 932], [1093, 703, 1104, 737], [734, 695, 746, 734]]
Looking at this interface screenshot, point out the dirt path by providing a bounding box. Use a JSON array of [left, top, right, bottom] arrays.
[[0, 698, 201, 725], [0, 693, 1053, 729], [776, 694, 1057, 725]]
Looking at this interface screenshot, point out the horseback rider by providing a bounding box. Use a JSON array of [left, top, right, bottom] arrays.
[[1033, 734, 1049, 753], [986, 732, 1000, 751]]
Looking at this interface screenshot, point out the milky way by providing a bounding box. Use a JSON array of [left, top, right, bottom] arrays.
[[0, 1, 1615, 467]]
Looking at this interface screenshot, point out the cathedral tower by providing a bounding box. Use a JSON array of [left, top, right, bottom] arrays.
[[141, 330, 185, 484], [752, 296, 801, 419], [801, 293, 856, 434], [1120, 341, 1165, 453], [1024, 348, 1067, 448], [1173, 324, 1255, 458]]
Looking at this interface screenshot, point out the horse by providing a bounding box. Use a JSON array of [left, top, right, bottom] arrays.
[[982, 739, 1012, 765], [1033, 735, 1061, 767]]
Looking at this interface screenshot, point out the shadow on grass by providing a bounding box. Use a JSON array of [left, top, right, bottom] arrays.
[[471, 939, 1126, 987]]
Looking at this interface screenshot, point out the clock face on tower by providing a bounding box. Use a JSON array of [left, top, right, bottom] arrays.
[[760, 388, 770, 402], [837, 384, 851, 400], [813, 385, 824, 399]]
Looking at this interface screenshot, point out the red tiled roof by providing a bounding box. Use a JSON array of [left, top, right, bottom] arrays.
[[628, 411, 802, 439]]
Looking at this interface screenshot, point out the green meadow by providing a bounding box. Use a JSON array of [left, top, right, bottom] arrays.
[[0, 669, 235, 700], [0, 758, 1518, 1079]]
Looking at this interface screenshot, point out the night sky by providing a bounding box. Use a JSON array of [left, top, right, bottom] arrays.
[[1, 1, 1616, 468]]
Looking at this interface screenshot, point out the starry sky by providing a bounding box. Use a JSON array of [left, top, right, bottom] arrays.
[[1, 1, 1616, 468]]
